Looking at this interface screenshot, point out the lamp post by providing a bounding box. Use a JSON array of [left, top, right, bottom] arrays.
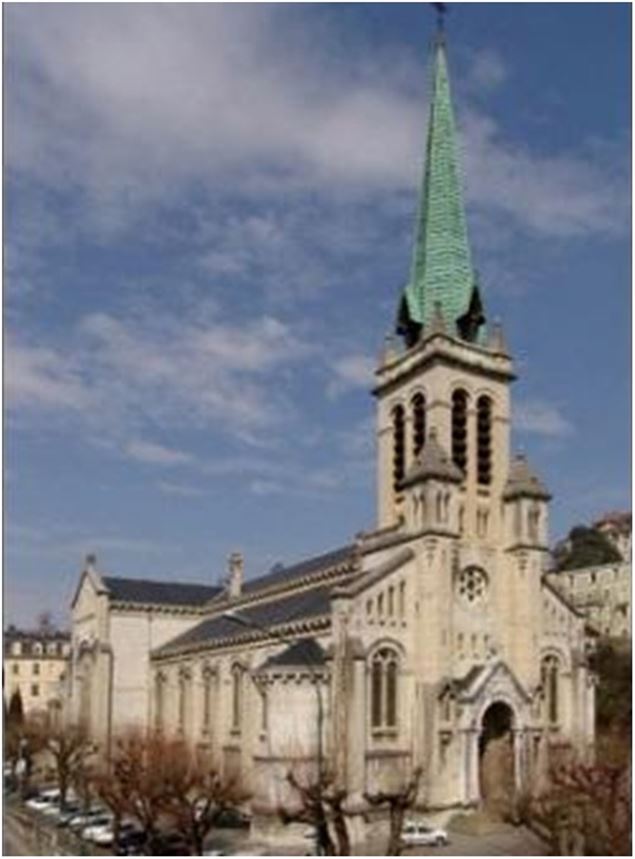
[[221, 609, 328, 855]]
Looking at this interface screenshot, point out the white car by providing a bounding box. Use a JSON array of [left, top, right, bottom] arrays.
[[80, 814, 114, 841], [401, 821, 449, 847], [26, 789, 61, 811], [88, 820, 138, 846]]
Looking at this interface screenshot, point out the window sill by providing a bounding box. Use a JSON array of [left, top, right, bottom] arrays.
[[371, 728, 399, 740]]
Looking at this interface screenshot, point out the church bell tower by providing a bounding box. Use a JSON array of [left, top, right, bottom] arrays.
[[374, 31, 515, 549]]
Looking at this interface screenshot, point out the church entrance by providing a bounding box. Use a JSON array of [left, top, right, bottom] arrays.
[[478, 701, 515, 818]]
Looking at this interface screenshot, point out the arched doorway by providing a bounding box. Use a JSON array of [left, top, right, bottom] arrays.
[[478, 701, 515, 817]]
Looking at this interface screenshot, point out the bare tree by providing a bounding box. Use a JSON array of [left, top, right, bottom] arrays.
[[364, 768, 422, 856], [106, 730, 171, 854], [519, 738, 631, 856], [280, 766, 352, 855], [93, 763, 131, 847], [160, 741, 250, 855], [41, 724, 94, 808]]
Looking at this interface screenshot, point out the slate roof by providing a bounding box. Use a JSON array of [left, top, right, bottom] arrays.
[[401, 429, 463, 487], [102, 576, 221, 607], [259, 638, 326, 670], [156, 585, 332, 655], [241, 545, 354, 596], [503, 454, 550, 501]]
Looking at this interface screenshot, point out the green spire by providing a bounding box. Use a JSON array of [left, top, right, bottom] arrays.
[[398, 36, 482, 345]]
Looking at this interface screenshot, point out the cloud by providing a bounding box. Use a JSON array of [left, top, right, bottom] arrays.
[[5, 336, 91, 413], [327, 354, 375, 399], [7, 522, 178, 561], [6, 304, 313, 441], [157, 481, 205, 498], [514, 399, 573, 437], [6, 4, 627, 241], [125, 440, 192, 467], [467, 49, 507, 91], [463, 112, 628, 238]]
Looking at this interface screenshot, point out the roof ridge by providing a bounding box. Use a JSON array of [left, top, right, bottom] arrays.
[[102, 574, 219, 588]]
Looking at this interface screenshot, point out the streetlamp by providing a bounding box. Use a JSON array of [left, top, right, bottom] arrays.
[[221, 609, 329, 855]]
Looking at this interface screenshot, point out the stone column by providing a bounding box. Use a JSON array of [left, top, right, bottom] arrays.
[[512, 728, 524, 793], [463, 728, 480, 804], [347, 654, 367, 802]]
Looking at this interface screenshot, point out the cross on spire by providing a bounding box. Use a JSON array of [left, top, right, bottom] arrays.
[[432, 3, 448, 34]]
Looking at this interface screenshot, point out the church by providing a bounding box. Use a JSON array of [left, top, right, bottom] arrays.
[[67, 29, 595, 833]]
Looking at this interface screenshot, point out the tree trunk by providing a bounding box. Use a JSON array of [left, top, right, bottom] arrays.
[[59, 771, 68, 809], [331, 805, 351, 856], [386, 804, 406, 856]]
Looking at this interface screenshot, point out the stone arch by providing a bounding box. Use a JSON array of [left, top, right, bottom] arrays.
[[478, 700, 516, 817]]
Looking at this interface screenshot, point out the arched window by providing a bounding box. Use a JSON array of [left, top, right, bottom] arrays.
[[528, 504, 540, 542], [178, 670, 190, 733], [541, 655, 560, 724], [451, 389, 468, 474], [399, 582, 406, 619], [370, 647, 400, 731], [411, 393, 426, 457], [202, 666, 213, 735], [476, 395, 492, 486], [392, 405, 406, 491], [231, 665, 243, 732], [155, 673, 165, 731]]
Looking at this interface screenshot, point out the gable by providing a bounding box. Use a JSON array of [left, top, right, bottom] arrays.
[[71, 567, 107, 613]]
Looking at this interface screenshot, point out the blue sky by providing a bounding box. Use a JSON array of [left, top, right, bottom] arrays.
[[5, 3, 631, 628]]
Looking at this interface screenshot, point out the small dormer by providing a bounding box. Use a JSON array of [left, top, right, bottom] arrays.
[[401, 428, 462, 533], [503, 453, 551, 548]]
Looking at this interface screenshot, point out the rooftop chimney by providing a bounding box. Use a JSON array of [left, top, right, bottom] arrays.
[[84, 553, 97, 574], [227, 551, 244, 599]]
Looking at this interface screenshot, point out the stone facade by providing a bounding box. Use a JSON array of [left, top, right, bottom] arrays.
[[4, 627, 70, 722], [65, 30, 596, 835], [546, 563, 631, 640]]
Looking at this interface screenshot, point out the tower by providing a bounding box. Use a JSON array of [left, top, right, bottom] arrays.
[[375, 34, 515, 550]]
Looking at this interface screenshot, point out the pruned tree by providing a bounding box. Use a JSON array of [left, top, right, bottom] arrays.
[[107, 730, 171, 854], [41, 723, 94, 808], [364, 768, 423, 856], [160, 741, 250, 855], [519, 739, 631, 856], [280, 766, 351, 856], [93, 763, 131, 847]]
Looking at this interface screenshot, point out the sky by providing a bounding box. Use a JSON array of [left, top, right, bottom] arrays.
[[5, 3, 631, 629]]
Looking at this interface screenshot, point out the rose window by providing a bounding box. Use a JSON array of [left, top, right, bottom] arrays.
[[457, 567, 488, 605]]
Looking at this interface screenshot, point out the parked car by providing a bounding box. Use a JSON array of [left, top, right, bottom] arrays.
[[26, 788, 60, 811], [68, 807, 108, 832], [114, 828, 147, 856], [55, 803, 83, 827], [81, 814, 115, 841], [401, 821, 449, 847], [88, 820, 138, 846], [215, 808, 251, 829], [153, 832, 190, 855]]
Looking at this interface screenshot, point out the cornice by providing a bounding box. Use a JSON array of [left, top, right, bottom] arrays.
[[374, 335, 515, 398]]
